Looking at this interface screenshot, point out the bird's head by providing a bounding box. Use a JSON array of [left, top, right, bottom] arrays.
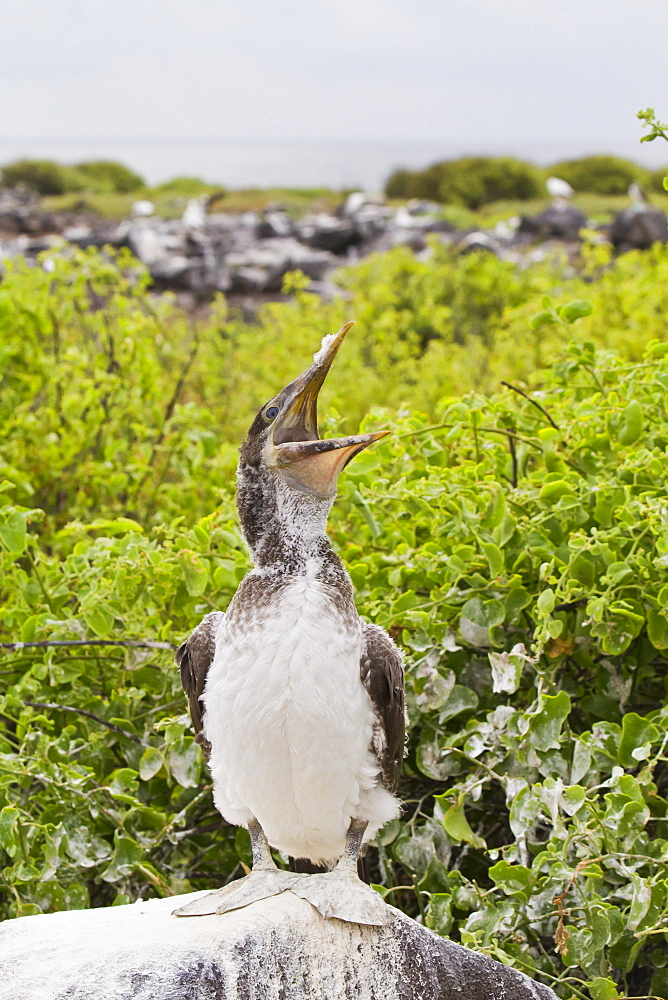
[[237, 322, 388, 555]]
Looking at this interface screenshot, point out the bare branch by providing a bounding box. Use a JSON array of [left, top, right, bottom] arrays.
[[501, 381, 560, 430], [0, 639, 176, 653], [24, 701, 146, 745]]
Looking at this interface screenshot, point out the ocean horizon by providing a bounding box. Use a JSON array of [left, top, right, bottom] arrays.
[[0, 136, 665, 191]]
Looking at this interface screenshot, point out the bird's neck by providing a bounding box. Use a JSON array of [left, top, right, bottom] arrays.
[[237, 464, 339, 576]]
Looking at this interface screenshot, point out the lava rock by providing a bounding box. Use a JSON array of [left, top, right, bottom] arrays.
[[227, 238, 335, 293], [296, 213, 360, 254], [0, 889, 558, 1000], [518, 205, 587, 241], [257, 210, 294, 239], [608, 206, 668, 252]]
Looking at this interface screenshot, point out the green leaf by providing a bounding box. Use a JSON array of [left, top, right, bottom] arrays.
[[489, 861, 533, 901], [481, 488, 506, 530], [647, 608, 668, 649], [0, 509, 27, 555], [460, 596, 505, 628], [618, 713, 659, 767], [459, 596, 504, 647], [438, 796, 486, 849], [528, 691, 571, 751], [617, 400, 643, 446], [83, 604, 115, 637], [107, 768, 139, 799], [169, 739, 201, 788], [539, 480, 575, 503], [529, 309, 554, 330], [0, 806, 20, 856], [426, 893, 453, 934], [558, 299, 593, 324], [440, 684, 478, 721], [628, 873, 652, 931], [480, 540, 503, 577], [505, 587, 531, 620], [177, 549, 209, 596], [102, 835, 144, 882], [536, 588, 555, 614], [138, 747, 164, 781], [587, 977, 620, 999]]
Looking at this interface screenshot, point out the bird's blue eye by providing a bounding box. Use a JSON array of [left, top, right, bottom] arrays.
[[265, 405, 279, 421]]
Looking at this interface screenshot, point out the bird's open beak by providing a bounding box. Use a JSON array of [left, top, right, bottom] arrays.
[[267, 321, 389, 497]]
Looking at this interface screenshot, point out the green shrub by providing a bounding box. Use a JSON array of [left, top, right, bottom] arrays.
[[549, 155, 649, 195], [74, 160, 145, 194], [438, 157, 544, 208], [151, 176, 226, 199], [2, 241, 668, 534], [3, 246, 668, 996], [384, 157, 544, 208], [384, 168, 415, 199], [0, 159, 87, 196]]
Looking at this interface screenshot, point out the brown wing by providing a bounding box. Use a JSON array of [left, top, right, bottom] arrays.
[[175, 611, 224, 760], [360, 622, 405, 793]]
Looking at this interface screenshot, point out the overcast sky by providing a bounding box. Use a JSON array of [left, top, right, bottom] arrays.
[[2, 1, 667, 183]]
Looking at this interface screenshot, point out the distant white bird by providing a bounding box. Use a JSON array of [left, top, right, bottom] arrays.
[[546, 177, 574, 200], [341, 191, 385, 217], [131, 200, 155, 218], [182, 196, 208, 230], [628, 182, 649, 211]]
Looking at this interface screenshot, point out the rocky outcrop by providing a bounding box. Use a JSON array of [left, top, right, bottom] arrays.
[[608, 205, 668, 252], [4, 181, 664, 303], [518, 203, 587, 241], [0, 889, 557, 1000]]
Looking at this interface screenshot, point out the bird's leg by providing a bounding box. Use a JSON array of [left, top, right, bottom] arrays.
[[334, 818, 367, 876], [248, 817, 278, 870], [290, 819, 390, 926], [172, 817, 302, 917]]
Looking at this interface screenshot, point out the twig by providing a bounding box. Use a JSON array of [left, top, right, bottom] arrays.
[[554, 598, 588, 612], [0, 639, 178, 653], [507, 429, 518, 487], [0, 639, 176, 652], [553, 856, 604, 955], [501, 381, 560, 430], [133, 332, 200, 504], [24, 701, 146, 745], [396, 421, 543, 451]]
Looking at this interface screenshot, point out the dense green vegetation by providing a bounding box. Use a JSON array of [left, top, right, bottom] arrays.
[[548, 156, 649, 196], [0, 157, 344, 219], [4, 154, 668, 223], [1, 159, 145, 196], [2, 242, 668, 998], [385, 154, 668, 205], [385, 156, 544, 208]]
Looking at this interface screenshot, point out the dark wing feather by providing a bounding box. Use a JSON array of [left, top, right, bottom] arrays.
[[360, 622, 405, 793], [175, 611, 224, 760]]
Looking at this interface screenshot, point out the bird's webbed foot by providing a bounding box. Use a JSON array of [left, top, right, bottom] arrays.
[[173, 819, 301, 917], [173, 867, 302, 916], [290, 819, 390, 927]]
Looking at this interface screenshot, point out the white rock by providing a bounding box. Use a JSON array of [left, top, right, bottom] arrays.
[[0, 888, 557, 1000]]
